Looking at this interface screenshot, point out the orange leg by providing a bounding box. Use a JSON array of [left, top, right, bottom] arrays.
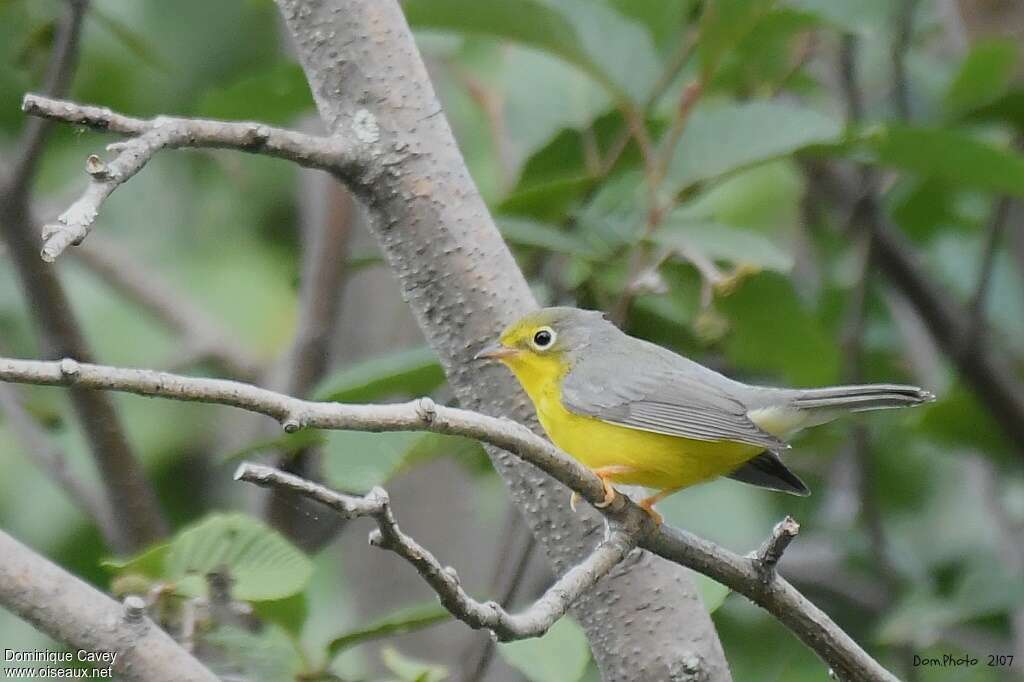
[[637, 487, 683, 525], [569, 465, 637, 512]]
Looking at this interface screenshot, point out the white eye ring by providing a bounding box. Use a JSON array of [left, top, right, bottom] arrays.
[[531, 327, 556, 350]]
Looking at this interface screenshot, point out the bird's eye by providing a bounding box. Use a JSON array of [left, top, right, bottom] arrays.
[[532, 327, 555, 350]]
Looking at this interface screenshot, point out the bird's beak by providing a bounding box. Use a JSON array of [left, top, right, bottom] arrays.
[[474, 344, 519, 361]]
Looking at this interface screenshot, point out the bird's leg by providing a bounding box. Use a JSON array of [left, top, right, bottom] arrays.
[[569, 466, 636, 512], [637, 487, 683, 525]]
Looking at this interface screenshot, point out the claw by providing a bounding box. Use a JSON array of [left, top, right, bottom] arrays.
[[594, 477, 616, 508], [569, 491, 580, 512], [638, 502, 663, 525]]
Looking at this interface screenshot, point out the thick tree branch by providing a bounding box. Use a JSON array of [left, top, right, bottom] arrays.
[[0, 4, 165, 552], [273, 2, 732, 676], [0, 356, 899, 681], [0, 529, 219, 682], [237, 463, 636, 641], [21, 94, 361, 261]]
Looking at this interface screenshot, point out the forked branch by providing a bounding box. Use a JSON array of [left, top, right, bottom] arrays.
[[21, 94, 360, 261], [0, 355, 898, 682], [237, 463, 636, 641]]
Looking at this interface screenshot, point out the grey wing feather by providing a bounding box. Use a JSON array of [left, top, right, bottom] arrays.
[[561, 340, 786, 450]]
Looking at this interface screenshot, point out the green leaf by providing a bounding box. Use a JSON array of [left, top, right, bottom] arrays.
[[607, 0, 693, 51], [198, 62, 314, 125], [693, 573, 731, 613], [919, 384, 1012, 463], [697, 0, 775, 79], [945, 40, 1018, 120], [103, 542, 170, 579], [498, 617, 590, 682], [313, 347, 445, 403], [380, 646, 448, 682], [326, 603, 450, 662], [787, 0, 891, 36], [654, 221, 794, 272], [665, 101, 841, 194], [404, 0, 659, 102], [217, 429, 326, 464], [716, 272, 840, 385], [864, 124, 1024, 197], [323, 431, 421, 492], [90, 6, 171, 73], [499, 217, 599, 256], [252, 593, 309, 638], [165, 513, 313, 601]]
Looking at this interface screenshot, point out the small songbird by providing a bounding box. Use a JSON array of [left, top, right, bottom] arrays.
[[476, 307, 934, 523]]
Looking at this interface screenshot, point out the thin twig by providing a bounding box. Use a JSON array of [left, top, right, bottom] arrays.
[[9, 0, 89, 192], [752, 516, 800, 581], [0, 354, 900, 681], [239, 462, 635, 641], [1, 7, 166, 551], [21, 94, 359, 261]]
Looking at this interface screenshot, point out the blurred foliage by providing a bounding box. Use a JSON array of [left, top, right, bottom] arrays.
[[2, 0, 1024, 680]]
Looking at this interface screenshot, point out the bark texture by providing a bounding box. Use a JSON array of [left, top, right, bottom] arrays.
[[0, 530, 218, 682], [275, 1, 730, 679]]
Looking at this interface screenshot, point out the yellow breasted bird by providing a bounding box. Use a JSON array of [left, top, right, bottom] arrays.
[[476, 307, 934, 523]]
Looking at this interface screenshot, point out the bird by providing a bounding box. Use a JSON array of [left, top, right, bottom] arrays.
[[475, 307, 935, 524]]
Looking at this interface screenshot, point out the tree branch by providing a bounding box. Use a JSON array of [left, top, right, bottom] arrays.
[[0, 355, 900, 681], [21, 94, 360, 261], [273, 0, 732, 677], [0, 3, 166, 552], [237, 462, 635, 641], [9, 0, 88, 193], [0, 529, 219, 682]]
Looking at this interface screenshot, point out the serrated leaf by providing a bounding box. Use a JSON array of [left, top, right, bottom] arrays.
[[498, 617, 590, 682], [165, 513, 313, 602], [327, 603, 450, 662], [665, 101, 841, 195], [312, 347, 445, 403], [864, 124, 1024, 197]]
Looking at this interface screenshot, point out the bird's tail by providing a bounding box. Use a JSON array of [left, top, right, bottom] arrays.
[[790, 384, 935, 412]]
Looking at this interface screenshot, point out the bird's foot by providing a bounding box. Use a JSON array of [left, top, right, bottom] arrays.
[[637, 499, 664, 525], [568, 469, 619, 512]]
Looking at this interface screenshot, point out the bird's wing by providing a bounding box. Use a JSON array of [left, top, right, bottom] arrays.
[[561, 350, 786, 450]]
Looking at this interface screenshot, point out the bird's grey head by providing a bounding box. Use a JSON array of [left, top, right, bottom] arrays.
[[494, 306, 619, 358]]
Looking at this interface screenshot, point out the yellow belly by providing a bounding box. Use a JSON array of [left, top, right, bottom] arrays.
[[525, 375, 761, 491]]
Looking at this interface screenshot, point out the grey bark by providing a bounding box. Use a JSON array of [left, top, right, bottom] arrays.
[[0, 530, 218, 682], [274, 1, 731, 679]]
